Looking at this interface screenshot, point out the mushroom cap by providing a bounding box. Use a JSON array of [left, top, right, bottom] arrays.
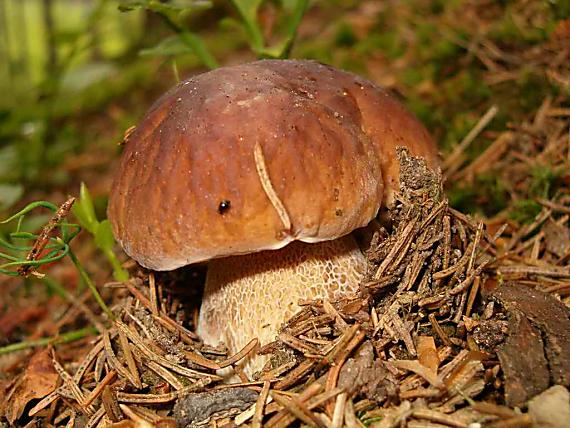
[[108, 59, 438, 271]]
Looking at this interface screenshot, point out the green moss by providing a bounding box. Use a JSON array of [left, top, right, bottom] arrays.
[[362, 416, 384, 426], [334, 22, 357, 47], [338, 53, 367, 75], [415, 22, 438, 47], [517, 69, 559, 112], [448, 174, 509, 216], [550, 0, 570, 19], [444, 70, 492, 104], [356, 32, 406, 60], [421, 0, 463, 14], [401, 68, 429, 87], [405, 95, 434, 127], [509, 199, 542, 224], [431, 39, 463, 64], [530, 164, 559, 198], [490, 11, 550, 45], [441, 114, 477, 152]]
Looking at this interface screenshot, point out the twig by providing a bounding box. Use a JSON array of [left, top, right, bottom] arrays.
[[270, 391, 327, 428], [148, 273, 159, 317], [252, 381, 271, 428], [83, 370, 117, 407], [254, 141, 292, 233], [428, 314, 453, 347], [536, 198, 570, 214], [331, 392, 347, 428], [115, 320, 220, 380], [119, 404, 153, 427], [444, 105, 499, 176], [17, 197, 75, 277], [103, 330, 142, 388], [412, 408, 468, 427], [186, 337, 259, 370], [118, 327, 141, 387], [325, 327, 365, 415]]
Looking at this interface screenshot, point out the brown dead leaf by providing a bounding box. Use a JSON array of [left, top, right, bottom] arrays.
[[0, 379, 16, 417], [543, 220, 570, 258], [2, 349, 59, 424], [390, 359, 444, 389], [487, 283, 570, 406], [417, 336, 439, 375]]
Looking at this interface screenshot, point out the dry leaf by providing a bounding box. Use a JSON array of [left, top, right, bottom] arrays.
[[417, 336, 439, 374], [2, 349, 59, 424], [543, 220, 570, 258]]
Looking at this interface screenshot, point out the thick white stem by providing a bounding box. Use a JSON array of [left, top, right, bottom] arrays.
[[197, 235, 366, 376]]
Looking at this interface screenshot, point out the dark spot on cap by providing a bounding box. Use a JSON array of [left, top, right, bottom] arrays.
[[218, 200, 231, 215]]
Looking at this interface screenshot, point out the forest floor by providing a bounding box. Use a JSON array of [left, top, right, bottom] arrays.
[[0, 1, 568, 427]]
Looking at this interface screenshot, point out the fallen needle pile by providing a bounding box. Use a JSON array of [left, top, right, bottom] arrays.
[[2, 148, 569, 428]]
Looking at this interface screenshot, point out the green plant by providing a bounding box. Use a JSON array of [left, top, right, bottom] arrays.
[[448, 174, 508, 216], [0, 0, 146, 209], [509, 199, 542, 224], [230, 0, 308, 58], [0, 327, 98, 355], [0, 201, 79, 277], [72, 183, 129, 282], [119, 0, 219, 69], [118, 0, 309, 66], [529, 164, 559, 199], [0, 199, 113, 320]]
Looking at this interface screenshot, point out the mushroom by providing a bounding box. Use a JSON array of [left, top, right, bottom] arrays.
[[108, 59, 438, 374]]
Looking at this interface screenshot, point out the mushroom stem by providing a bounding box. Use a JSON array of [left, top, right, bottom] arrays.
[[197, 235, 366, 376]]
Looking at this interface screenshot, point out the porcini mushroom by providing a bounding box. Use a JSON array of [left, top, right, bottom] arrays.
[[108, 60, 438, 374]]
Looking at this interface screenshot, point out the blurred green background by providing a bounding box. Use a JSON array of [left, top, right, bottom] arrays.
[[0, 0, 567, 217]]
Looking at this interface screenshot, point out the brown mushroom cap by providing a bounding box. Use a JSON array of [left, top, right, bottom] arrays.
[[108, 60, 438, 271]]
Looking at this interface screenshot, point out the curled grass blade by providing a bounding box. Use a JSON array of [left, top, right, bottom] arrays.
[[1, 199, 114, 320], [0, 201, 59, 224]]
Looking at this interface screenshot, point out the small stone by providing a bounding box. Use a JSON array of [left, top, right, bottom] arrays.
[[173, 387, 258, 427], [528, 385, 570, 428]]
